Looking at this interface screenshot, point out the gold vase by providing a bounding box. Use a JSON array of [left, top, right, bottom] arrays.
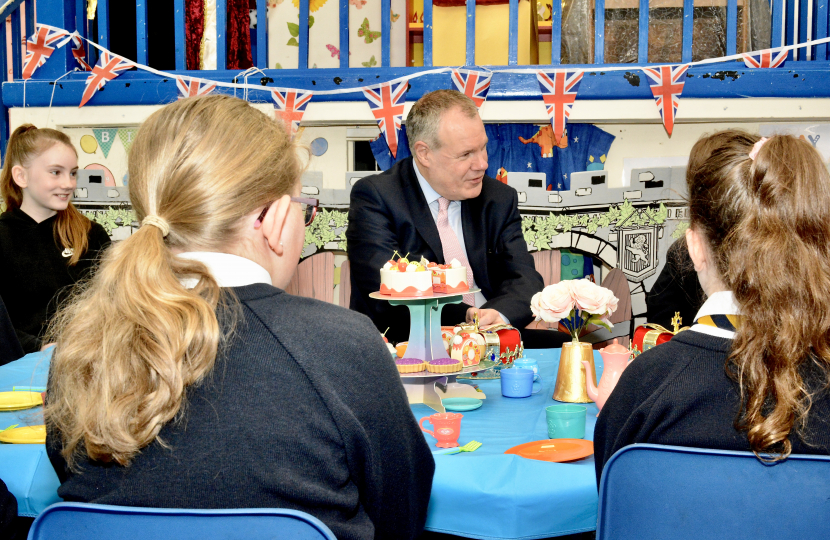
[[553, 341, 597, 403]]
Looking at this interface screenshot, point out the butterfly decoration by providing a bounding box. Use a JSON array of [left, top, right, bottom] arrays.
[[357, 18, 381, 43], [362, 55, 377, 67], [326, 44, 340, 59], [391, 12, 400, 22], [349, 0, 367, 8]]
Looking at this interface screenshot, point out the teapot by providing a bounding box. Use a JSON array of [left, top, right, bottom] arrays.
[[582, 339, 632, 414]]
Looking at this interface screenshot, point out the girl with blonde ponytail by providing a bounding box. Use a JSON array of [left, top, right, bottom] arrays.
[[44, 95, 434, 540], [594, 130, 830, 481], [0, 125, 110, 353]]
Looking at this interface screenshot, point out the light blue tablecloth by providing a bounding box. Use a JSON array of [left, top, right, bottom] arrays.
[[0, 349, 60, 517], [0, 347, 603, 539], [418, 348, 603, 540]]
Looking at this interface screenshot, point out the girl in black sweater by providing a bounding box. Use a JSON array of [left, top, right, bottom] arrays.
[[0, 125, 109, 353], [596, 131, 830, 481]]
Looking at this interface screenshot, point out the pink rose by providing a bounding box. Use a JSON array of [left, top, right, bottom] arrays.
[[569, 279, 618, 317], [530, 282, 574, 323]]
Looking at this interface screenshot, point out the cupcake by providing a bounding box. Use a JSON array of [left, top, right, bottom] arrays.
[[396, 357, 426, 373], [426, 358, 463, 373]]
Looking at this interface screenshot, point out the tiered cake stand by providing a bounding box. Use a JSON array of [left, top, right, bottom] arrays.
[[370, 289, 495, 413]]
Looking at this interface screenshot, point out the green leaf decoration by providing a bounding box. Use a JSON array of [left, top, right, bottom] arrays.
[[287, 22, 299, 37], [287, 37, 299, 47], [1, 424, 19, 433], [361, 55, 377, 67], [309, 15, 315, 28], [274, 62, 283, 69]]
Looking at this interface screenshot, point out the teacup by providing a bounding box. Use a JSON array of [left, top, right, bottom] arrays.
[[545, 404, 587, 439], [513, 357, 541, 381], [501, 367, 542, 398], [420, 412, 463, 448]]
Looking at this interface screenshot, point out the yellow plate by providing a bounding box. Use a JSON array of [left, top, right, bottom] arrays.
[[0, 391, 43, 411], [0, 425, 46, 444]]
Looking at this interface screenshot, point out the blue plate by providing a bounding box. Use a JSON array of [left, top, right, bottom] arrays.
[[442, 398, 483, 412]]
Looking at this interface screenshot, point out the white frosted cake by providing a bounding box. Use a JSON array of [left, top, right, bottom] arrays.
[[380, 256, 433, 297], [431, 258, 469, 294]]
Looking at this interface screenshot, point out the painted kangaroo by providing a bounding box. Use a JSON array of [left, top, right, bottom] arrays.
[[518, 125, 568, 158]]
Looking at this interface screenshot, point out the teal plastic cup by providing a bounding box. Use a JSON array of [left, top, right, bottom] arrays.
[[545, 404, 587, 439]]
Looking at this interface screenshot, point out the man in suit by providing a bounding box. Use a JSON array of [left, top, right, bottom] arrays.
[[347, 90, 562, 346]]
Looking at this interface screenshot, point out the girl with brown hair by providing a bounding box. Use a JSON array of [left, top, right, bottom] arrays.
[[594, 130, 830, 481], [44, 95, 434, 540], [0, 125, 110, 353]]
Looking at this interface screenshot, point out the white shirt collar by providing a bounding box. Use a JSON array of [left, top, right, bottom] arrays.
[[690, 290, 740, 339], [413, 159, 445, 208], [177, 252, 272, 288]]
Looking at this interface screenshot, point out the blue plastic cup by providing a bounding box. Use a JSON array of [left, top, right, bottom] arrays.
[[501, 368, 542, 398], [545, 404, 587, 439], [513, 357, 541, 381]]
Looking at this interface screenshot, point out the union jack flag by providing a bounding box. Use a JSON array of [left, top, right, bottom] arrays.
[[536, 70, 583, 144], [451, 68, 492, 108], [22, 24, 69, 80], [271, 89, 313, 137], [67, 33, 93, 71], [362, 80, 408, 158], [79, 52, 134, 108], [175, 76, 217, 99], [742, 49, 788, 69], [643, 64, 689, 137]]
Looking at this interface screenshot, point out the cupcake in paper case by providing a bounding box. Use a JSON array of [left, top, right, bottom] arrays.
[[426, 358, 463, 373], [396, 358, 426, 373]]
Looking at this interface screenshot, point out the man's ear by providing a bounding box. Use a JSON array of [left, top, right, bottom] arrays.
[[685, 226, 707, 273], [412, 140, 430, 168], [260, 195, 292, 256], [11, 165, 27, 189]]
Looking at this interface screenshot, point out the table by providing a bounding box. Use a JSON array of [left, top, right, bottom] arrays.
[[0, 348, 603, 539]]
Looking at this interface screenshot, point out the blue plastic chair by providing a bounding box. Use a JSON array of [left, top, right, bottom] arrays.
[[597, 443, 830, 540], [27, 503, 338, 540]]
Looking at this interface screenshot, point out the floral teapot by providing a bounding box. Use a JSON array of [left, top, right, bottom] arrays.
[[582, 339, 632, 414]]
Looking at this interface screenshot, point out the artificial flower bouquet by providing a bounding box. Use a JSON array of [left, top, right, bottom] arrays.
[[530, 279, 619, 342]]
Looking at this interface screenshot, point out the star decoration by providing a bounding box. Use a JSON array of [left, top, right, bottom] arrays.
[[527, 162, 532, 168], [573, 136, 579, 143]]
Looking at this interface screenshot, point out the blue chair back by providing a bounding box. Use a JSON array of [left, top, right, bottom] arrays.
[[597, 443, 830, 540], [27, 503, 337, 540]]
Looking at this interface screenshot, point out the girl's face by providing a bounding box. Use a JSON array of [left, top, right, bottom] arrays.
[[13, 142, 78, 222]]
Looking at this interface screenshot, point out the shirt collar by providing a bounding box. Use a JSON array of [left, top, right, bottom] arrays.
[[177, 252, 272, 288], [690, 290, 740, 339], [412, 159, 443, 207]]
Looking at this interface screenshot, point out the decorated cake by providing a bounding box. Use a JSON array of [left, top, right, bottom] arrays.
[[396, 357, 426, 373], [426, 358, 463, 373], [431, 258, 469, 294], [380, 253, 433, 297], [450, 332, 482, 367]]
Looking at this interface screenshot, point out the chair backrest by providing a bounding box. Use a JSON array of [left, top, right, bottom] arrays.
[[27, 503, 337, 540], [339, 259, 351, 308], [597, 444, 830, 540]]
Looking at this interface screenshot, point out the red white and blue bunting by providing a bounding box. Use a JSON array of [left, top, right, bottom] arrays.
[[20, 27, 830, 137], [362, 80, 408, 158]]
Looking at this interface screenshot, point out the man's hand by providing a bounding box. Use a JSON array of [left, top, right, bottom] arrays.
[[466, 307, 505, 326]]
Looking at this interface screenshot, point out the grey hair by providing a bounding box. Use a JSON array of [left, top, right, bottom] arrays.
[[406, 90, 479, 155]]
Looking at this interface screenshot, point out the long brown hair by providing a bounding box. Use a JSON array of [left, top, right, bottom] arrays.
[[0, 124, 91, 265], [688, 130, 830, 460], [45, 95, 303, 468]]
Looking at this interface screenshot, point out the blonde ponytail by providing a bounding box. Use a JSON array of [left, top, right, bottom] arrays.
[[46, 95, 303, 468]]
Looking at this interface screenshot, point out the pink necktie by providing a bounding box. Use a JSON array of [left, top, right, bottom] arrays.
[[436, 197, 476, 306]]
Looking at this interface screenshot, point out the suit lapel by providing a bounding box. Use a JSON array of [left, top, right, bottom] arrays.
[[399, 159, 444, 261], [461, 197, 489, 291]]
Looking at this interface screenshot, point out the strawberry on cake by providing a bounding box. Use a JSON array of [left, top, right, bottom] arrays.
[[380, 253, 433, 297], [430, 259, 469, 294]]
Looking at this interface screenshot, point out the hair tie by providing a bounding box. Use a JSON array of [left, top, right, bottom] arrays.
[[748, 137, 769, 161], [141, 215, 170, 237]]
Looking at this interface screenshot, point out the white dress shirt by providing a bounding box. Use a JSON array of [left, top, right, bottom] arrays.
[[690, 290, 740, 339], [412, 161, 488, 309], [177, 252, 272, 288]]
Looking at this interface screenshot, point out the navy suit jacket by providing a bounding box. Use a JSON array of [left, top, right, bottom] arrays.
[[346, 157, 543, 343]]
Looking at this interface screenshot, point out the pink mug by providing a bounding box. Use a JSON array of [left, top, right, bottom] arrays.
[[419, 412, 463, 448]]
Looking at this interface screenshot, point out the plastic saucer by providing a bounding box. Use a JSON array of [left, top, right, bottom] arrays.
[[504, 439, 593, 462], [442, 398, 483, 412]]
